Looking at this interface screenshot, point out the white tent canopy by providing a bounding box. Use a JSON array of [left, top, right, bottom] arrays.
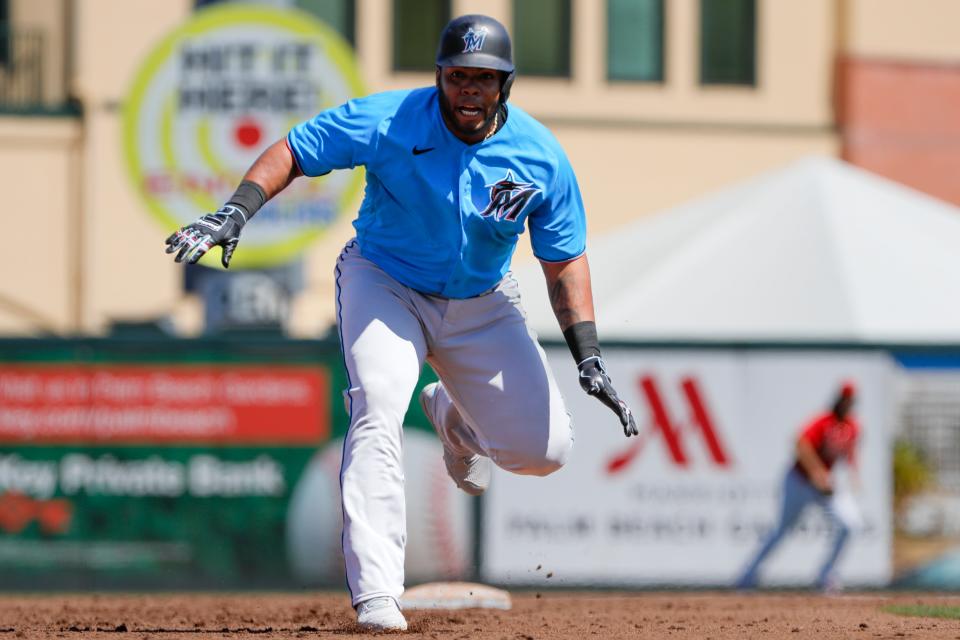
[[514, 156, 960, 343]]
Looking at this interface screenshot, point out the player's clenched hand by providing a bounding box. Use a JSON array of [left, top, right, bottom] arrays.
[[811, 470, 834, 496], [577, 356, 639, 437], [164, 204, 248, 268]]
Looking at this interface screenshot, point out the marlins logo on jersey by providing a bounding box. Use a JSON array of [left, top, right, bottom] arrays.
[[480, 170, 541, 222], [462, 27, 487, 52]]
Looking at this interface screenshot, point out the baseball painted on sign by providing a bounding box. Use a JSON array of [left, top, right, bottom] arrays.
[[285, 430, 473, 585], [123, 5, 365, 268]]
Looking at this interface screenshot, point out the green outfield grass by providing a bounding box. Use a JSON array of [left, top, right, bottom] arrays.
[[883, 604, 960, 620]]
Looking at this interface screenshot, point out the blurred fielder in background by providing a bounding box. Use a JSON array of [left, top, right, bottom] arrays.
[[737, 382, 862, 591], [164, 14, 637, 632]]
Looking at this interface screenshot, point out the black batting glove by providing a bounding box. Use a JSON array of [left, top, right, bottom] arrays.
[[164, 204, 248, 268], [577, 356, 639, 437]]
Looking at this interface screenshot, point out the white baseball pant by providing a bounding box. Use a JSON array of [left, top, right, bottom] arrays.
[[333, 239, 573, 606]]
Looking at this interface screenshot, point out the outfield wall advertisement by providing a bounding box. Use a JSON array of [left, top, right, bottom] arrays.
[[0, 366, 328, 444], [0, 342, 900, 589], [0, 362, 331, 589], [482, 349, 895, 587], [0, 340, 468, 590]]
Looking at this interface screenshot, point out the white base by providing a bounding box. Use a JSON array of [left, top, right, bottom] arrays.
[[400, 581, 512, 610]]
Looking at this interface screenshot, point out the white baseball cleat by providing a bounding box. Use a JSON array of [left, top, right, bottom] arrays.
[[356, 596, 408, 631], [419, 382, 491, 496]]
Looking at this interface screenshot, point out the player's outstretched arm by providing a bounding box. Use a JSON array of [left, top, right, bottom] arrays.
[[164, 139, 303, 267], [540, 255, 638, 437]]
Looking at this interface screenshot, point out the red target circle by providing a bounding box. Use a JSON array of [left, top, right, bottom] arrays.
[[234, 119, 262, 148]]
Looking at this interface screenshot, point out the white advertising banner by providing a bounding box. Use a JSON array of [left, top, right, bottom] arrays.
[[482, 349, 894, 587]]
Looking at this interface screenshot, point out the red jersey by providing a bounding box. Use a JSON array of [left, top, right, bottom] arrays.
[[793, 412, 859, 480]]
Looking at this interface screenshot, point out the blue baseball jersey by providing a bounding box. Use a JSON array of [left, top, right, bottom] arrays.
[[286, 87, 587, 298]]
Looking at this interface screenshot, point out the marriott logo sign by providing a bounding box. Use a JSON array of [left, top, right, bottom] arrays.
[[607, 375, 733, 474]]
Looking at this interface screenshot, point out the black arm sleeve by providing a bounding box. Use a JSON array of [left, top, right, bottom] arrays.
[[226, 180, 268, 220], [563, 320, 601, 364]]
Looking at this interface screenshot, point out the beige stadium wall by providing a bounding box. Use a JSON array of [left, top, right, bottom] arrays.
[[72, 0, 194, 335], [2, 0, 841, 336], [374, 0, 836, 126], [542, 127, 839, 235], [0, 118, 81, 334], [843, 0, 960, 62], [0, 0, 76, 334]]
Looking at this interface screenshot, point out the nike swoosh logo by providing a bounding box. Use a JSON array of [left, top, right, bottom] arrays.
[[412, 145, 435, 155]]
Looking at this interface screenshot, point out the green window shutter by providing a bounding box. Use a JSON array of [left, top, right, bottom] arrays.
[[393, 0, 451, 72], [608, 0, 664, 82], [514, 0, 571, 77], [0, 1, 9, 67], [296, 0, 356, 45], [700, 0, 756, 86], [194, 1, 356, 44]]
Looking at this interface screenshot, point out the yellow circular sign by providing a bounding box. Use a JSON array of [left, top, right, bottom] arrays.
[[123, 5, 366, 269]]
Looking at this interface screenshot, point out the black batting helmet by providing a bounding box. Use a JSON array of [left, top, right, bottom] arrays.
[[436, 14, 515, 101]]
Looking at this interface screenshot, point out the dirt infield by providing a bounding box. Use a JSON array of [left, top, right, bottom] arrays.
[[1, 591, 959, 639]]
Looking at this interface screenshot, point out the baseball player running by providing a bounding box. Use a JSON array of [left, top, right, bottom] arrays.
[[165, 15, 637, 631], [737, 382, 862, 591]]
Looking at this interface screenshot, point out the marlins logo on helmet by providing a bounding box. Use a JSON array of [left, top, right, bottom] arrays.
[[461, 27, 487, 52]]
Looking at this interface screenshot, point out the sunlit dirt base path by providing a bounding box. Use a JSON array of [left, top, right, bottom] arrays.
[[1, 592, 959, 639]]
